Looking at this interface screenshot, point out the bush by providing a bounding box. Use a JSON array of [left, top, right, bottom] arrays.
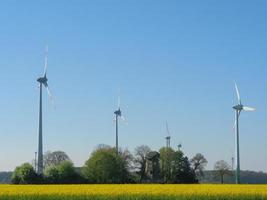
[[11, 163, 40, 184], [44, 161, 81, 184], [82, 147, 130, 183]]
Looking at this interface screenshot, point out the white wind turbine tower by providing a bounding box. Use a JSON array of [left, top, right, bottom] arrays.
[[36, 46, 54, 175], [165, 121, 171, 148], [114, 90, 126, 154], [233, 82, 255, 184], [178, 143, 182, 151]]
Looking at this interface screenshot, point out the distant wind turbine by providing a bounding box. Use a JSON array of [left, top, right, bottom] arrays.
[[36, 46, 54, 175], [165, 121, 171, 148], [233, 82, 255, 184], [178, 143, 182, 151], [114, 90, 126, 154]]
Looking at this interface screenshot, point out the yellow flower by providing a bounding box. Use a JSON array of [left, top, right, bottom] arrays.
[[1, 184, 267, 198]]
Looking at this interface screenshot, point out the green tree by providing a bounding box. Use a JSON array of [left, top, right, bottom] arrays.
[[172, 151, 197, 183], [82, 145, 130, 183], [159, 147, 175, 183], [44, 161, 80, 184], [11, 163, 39, 184], [159, 148, 197, 183], [57, 161, 79, 183], [45, 165, 60, 184]]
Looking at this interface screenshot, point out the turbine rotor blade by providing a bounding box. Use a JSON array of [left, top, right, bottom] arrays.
[[45, 85, 55, 109], [233, 110, 241, 131], [243, 106, 256, 112], [166, 121, 170, 136], [234, 82, 241, 105], [118, 88, 121, 109], [44, 45, 48, 76], [233, 119, 237, 131], [121, 116, 126, 121], [118, 96, 120, 109], [35, 83, 40, 90], [120, 115, 128, 125]]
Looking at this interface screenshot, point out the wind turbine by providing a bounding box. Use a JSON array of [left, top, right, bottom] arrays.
[[165, 121, 171, 148], [34, 151, 37, 172], [233, 82, 255, 184], [114, 91, 125, 154], [36, 46, 54, 175], [178, 143, 182, 151]]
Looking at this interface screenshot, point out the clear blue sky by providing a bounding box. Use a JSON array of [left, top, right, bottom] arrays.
[[0, 0, 266, 172]]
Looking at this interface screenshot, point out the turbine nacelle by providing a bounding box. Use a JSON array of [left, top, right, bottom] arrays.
[[114, 109, 121, 116], [233, 104, 243, 111], [233, 104, 255, 112], [36, 47, 54, 107], [37, 76, 48, 85], [233, 82, 255, 112]]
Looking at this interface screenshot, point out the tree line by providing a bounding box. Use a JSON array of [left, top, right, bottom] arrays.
[[11, 145, 231, 184]]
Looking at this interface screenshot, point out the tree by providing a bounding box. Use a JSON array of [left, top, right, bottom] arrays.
[[95, 144, 112, 150], [190, 153, 208, 177], [121, 148, 134, 170], [120, 148, 136, 183], [57, 161, 77, 183], [159, 147, 175, 183], [145, 151, 160, 182], [44, 151, 70, 169], [134, 145, 151, 182], [45, 161, 81, 184], [82, 145, 130, 183], [172, 151, 197, 183], [159, 148, 197, 184], [214, 160, 231, 184], [11, 163, 39, 184], [44, 165, 59, 184]]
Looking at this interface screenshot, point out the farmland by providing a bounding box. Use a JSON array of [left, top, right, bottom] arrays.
[[1, 184, 267, 200]]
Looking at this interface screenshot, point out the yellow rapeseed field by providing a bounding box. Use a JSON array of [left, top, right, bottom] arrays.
[[1, 184, 267, 199]]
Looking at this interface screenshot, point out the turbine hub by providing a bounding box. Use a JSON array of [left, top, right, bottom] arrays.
[[37, 76, 48, 84], [114, 109, 121, 116], [233, 104, 243, 110]]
